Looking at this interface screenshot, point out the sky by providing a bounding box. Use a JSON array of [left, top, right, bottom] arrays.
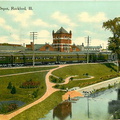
[[0, 1, 120, 48]]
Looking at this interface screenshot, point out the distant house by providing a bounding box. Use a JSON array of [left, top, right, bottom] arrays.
[[33, 43, 54, 51], [83, 46, 102, 52], [0, 43, 25, 52]]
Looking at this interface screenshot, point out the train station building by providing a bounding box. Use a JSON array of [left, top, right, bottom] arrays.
[[0, 27, 102, 53], [26, 27, 82, 52]]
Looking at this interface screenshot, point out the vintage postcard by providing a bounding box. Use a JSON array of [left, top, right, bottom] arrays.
[[0, 1, 120, 120]]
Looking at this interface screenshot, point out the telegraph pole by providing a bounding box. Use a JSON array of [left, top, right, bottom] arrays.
[[86, 36, 90, 63], [30, 32, 37, 67]]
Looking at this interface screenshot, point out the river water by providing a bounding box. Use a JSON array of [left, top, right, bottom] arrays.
[[39, 87, 120, 120]]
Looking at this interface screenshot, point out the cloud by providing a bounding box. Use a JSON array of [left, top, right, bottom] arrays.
[[0, 17, 16, 32], [33, 19, 58, 28], [0, 36, 9, 43], [91, 38, 108, 49], [37, 30, 52, 44], [11, 34, 20, 41], [74, 37, 108, 48], [74, 37, 86, 45], [0, 18, 5, 25], [33, 19, 49, 27], [26, 30, 52, 44], [84, 30, 95, 35], [51, 11, 77, 27], [7, 10, 34, 27], [38, 30, 50, 38], [35, 38, 52, 44], [78, 12, 107, 22]]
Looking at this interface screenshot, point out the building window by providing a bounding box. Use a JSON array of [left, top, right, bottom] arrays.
[[72, 47, 76, 51], [46, 47, 49, 51]]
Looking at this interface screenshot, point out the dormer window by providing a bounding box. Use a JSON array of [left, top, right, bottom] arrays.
[[46, 47, 49, 51]]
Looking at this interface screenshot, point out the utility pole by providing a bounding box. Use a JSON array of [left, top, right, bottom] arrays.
[[30, 32, 37, 67], [83, 91, 90, 118], [87, 95, 90, 118], [86, 36, 90, 63]]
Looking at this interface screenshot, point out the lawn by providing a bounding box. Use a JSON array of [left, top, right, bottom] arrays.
[[52, 63, 119, 89], [0, 66, 56, 104], [0, 66, 57, 75]]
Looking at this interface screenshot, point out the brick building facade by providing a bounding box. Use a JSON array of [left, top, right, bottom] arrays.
[[52, 27, 72, 52]]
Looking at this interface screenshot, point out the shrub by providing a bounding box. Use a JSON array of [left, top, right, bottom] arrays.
[[60, 85, 65, 89], [20, 79, 40, 88], [7, 103, 18, 112], [41, 86, 44, 89], [11, 86, 16, 94], [52, 78, 57, 83], [86, 73, 89, 76], [0, 103, 18, 113], [7, 82, 12, 89], [50, 76, 64, 83], [108, 84, 112, 89], [70, 77, 73, 81], [32, 89, 39, 98], [54, 84, 60, 88], [0, 103, 8, 113]]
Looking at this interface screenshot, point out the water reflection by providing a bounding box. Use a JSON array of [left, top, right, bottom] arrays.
[[53, 101, 72, 120], [108, 88, 120, 119], [40, 88, 119, 120]]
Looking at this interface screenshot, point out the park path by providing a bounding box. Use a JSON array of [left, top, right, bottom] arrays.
[[0, 70, 49, 78], [0, 64, 68, 120]]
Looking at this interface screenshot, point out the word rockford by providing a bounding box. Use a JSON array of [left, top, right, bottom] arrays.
[[0, 7, 33, 11]]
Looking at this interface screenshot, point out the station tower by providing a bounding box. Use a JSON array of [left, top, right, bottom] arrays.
[[52, 27, 72, 52]]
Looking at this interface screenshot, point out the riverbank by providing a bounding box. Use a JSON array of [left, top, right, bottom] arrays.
[[77, 77, 120, 95]]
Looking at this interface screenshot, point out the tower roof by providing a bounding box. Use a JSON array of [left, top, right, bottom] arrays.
[[56, 27, 68, 34]]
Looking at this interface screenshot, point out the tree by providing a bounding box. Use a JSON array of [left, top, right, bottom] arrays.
[[103, 17, 120, 72], [7, 82, 12, 89], [32, 89, 39, 98], [70, 77, 73, 81], [11, 86, 16, 94]]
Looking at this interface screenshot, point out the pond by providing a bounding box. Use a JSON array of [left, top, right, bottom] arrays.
[[39, 87, 120, 120]]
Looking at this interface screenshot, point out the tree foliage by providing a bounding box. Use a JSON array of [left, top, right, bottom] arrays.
[[103, 17, 120, 72], [7, 82, 12, 89], [11, 86, 16, 94]]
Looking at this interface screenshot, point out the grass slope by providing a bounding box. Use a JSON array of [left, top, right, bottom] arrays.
[[52, 63, 119, 89], [0, 66, 57, 75], [0, 72, 47, 103], [0, 66, 56, 103], [11, 91, 63, 120]]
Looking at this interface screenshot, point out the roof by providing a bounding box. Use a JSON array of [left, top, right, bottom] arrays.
[[62, 90, 84, 101], [34, 44, 45, 50], [0, 46, 25, 51], [84, 46, 102, 49], [56, 27, 68, 34]]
